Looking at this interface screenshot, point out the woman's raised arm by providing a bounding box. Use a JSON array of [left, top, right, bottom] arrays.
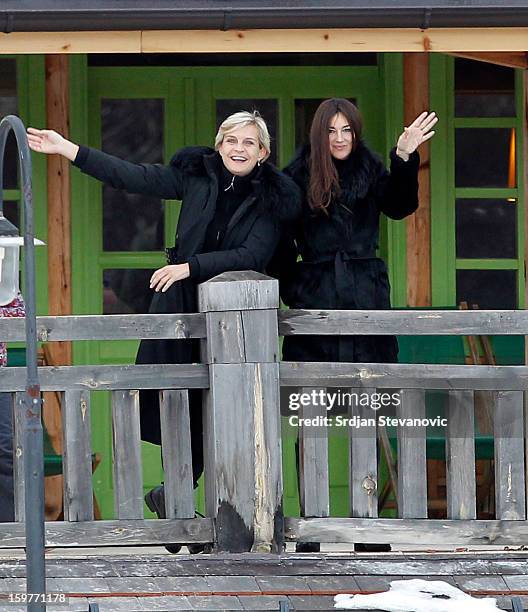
[[27, 127, 183, 200]]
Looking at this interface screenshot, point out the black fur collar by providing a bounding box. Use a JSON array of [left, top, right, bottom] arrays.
[[285, 140, 385, 203], [170, 146, 301, 222]]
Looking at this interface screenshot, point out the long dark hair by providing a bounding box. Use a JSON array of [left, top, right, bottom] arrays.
[[308, 98, 363, 213]]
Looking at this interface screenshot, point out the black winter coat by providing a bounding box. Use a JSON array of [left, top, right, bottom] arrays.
[[274, 141, 419, 364], [74, 145, 301, 443]]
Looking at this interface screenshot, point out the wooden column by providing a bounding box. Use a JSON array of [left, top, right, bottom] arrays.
[[45, 54, 72, 364], [44, 55, 71, 520], [199, 271, 283, 553], [404, 52, 431, 307]]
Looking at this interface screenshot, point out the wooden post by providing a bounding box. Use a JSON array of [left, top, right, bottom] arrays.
[[299, 387, 330, 518], [404, 52, 431, 307], [44, 54, 72, 520], [397, 389, 428, 518], [45, 54, 72, 361], [199, 271, 282, 553]]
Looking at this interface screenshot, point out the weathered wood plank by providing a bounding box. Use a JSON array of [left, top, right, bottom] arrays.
[[0, 313, 206, 342], [200, 272, 282, 553], [3, 308, 528, 342], [204, 362, 282, 552], [198, 271, 279, 312], [112, 390, 143, 519], [446, 391, 476, 520], [241, 309, 279, 363], [279, 309, 528, 336], [0, 364, 209, 392], [202, 311, 245, 364], [495, 391, 526, 519], [299, 388, 329, 518], [397, 389, 427, 518], [12, 393, 24, 522], [204, 363, 255, 551], [0, 518, 213, 548], [160, 390, 194, 519], [280, 362, 528, 390], [61, 390, 94, 522], [285, 517, 528, 546], [349, 390, 378, 518], [251, 362, 282, 553]]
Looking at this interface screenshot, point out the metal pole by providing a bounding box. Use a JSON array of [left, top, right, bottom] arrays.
[[0, 115, 46, 612]]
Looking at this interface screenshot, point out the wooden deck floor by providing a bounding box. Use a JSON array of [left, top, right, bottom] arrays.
[[0, 547, 526, 611]]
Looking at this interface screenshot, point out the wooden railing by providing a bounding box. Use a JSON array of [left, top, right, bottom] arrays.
[[280, 308, 528, 547], [1, 271, 527, 551]]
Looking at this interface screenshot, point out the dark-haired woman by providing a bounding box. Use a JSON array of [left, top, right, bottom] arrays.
[[275, 98, 436, 551]]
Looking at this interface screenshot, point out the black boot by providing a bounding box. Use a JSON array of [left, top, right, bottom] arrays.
[[144, 485, 182, 554]]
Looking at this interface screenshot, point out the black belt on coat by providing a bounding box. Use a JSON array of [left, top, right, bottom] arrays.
[[303, 250, 378, 308]]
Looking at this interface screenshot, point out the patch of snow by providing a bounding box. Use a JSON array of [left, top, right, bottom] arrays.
[[334, 578, 505, 611]]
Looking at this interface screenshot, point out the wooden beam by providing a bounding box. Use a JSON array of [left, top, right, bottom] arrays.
[[404, 52, 431, 307], [0, 518, 214, 548], [0, 31, 140, 54], [46, 54, 72, 364], [0, 28, 528, 55], [0, 363, 209, 392], [279, 361, 528, 391], [449, 51, 528, 69], [278, 308, 528, 336], [142, 28, 528, 54], [285, 516, 528, 546], [45, 55, 72, 523]]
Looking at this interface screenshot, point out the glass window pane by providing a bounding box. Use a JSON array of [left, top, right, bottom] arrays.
[[3, 200, 19, 230], [101, 99, 165, 252], [295, 98, 357, 149], [216, 99, 278, 166], [456, 269, 517, 309], [456, 199, 517, 259], [0, 59, 18, 189], [103, 269, 153, 314], [455, 128, 516, 188], [455, 58, 515, 118]]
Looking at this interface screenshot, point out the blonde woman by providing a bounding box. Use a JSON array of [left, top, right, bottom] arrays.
[[28, 112, 301, 551]]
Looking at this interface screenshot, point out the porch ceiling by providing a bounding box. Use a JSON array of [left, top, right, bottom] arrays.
[[1, 0, 528, 32]]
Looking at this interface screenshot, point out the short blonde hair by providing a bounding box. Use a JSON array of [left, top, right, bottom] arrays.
[[214, 111, 271, 160]]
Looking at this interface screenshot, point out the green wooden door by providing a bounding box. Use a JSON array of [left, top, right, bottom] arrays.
[[73, 63, 395, 519]]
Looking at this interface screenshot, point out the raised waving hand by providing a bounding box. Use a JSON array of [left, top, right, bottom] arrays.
[[27, 127, 79, 161], [396, 111, 438, 160]]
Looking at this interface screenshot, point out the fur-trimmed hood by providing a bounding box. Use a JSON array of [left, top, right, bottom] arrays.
[[170, 146, 302, 223], [284, 140, 387, 204]]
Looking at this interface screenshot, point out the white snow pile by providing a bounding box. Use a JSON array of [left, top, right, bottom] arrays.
[[334, 578, 505, 611]]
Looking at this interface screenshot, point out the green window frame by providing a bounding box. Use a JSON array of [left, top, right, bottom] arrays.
[[1, 55, 48, 316], [431, 54, 526, 309]]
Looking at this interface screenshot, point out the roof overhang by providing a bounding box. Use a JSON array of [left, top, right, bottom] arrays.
[[2, 1, 528, 32], [1, 2, 528, 54]]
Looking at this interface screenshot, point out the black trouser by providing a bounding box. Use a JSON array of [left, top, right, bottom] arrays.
[[141, 387, 204, 488]]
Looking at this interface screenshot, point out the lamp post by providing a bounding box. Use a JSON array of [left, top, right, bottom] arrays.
[[0, 115, 48, 612], [0, 115, 99, 612]]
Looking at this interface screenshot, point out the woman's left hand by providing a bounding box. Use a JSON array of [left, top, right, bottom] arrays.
[[396, 111, 438, 160], [150, 263, 190, 292]]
